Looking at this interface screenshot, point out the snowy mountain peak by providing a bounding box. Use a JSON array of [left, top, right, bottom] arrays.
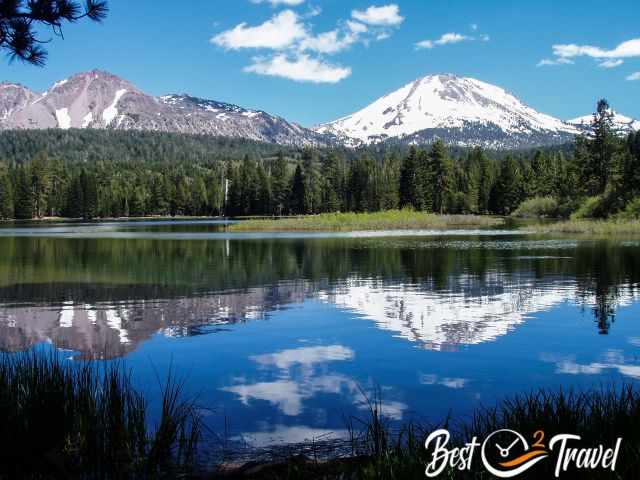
[[316, 73, 579, 149], [567, 110, 640, 135]]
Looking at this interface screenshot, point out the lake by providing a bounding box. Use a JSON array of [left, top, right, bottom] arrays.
[[1, 220, 639, 451]]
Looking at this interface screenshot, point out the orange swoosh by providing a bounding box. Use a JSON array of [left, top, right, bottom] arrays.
[[499, 450, 548, 468]]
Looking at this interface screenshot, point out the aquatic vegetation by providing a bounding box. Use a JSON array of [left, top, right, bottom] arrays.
[[229, 210, 504, 232], [530, 219, 640, 235]]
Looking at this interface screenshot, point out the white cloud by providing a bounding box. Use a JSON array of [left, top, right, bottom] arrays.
[[536, 57, 574, 67], [351, 4, 404, 26], [470, 23, 478, 31], [212, 4, 402, 83], [299, 29, 359, 54], [244, 54, 352, 83], [540, 38, 640, 73], [598, 59, 624, 68], [250, 0, 305, 5], [416, 32, 471, 50], [211, 10, 306, 50], [347, 20, 368, 34], [627, 72, 640, 81], [553, 38, 640, 59]]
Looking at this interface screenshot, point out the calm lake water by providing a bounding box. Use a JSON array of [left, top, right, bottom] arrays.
[[1, 220, 639, 449]]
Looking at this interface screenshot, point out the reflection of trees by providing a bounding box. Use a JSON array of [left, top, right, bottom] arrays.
[[0, 237, 638, 337], [572, 242, 640, 334]]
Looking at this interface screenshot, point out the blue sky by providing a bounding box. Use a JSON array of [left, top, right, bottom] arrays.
[[2, 0, 639, 126]]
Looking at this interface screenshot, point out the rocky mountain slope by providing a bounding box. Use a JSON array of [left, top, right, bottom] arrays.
[[0, 70, 329, 147]]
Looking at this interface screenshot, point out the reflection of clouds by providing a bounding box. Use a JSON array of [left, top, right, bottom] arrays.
[[222, 344, 407, 421], [419, 373, 468, 389], [541, 350, 640, 380], [237, 425, 350, 448], [222, 374, 352, 416], [251, 345, 354, 369]]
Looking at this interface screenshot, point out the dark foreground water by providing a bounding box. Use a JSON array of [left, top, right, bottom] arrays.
[[1, 220, 639, 449]]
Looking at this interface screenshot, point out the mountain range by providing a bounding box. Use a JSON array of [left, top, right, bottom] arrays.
[[1, 70, 638, 149]]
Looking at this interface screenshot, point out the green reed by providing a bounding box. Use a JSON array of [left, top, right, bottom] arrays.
[[0, 351, 201, 479]]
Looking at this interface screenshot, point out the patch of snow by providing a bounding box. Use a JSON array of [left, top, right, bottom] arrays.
[[242, 111, 259, 118], [102, 89, 127, 125], [82, 111, 93, 128], [55, 108, 71, 129], [216, 113, 229, 121], [51, 79, 68, 90]]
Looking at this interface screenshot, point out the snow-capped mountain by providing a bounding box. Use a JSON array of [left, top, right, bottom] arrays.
[[315, 74, 580, 149], [567, 111, 640, 136], [0, 70, 329, 146]]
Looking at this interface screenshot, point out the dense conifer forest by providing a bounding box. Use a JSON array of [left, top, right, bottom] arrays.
[[0, 100, 638, 221]]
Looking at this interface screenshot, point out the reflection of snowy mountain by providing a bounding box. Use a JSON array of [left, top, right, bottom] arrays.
[[0, 283, 309, 357], [320, 280, 640, 350]]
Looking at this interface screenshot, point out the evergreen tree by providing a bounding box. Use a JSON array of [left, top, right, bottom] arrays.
[[399, 147, 422, 210], [302, 149, 322, 214], [14, 168, 34, 219], [272, 152, 290, 216], [0, 169, 13, 219], [490, 156, 522, 215], [428, 139, 454, 214], [289, 164, 305, 214], [322, 152, 346, 212]]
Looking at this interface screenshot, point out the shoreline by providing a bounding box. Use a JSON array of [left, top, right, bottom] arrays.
[[2, 213, 640, 236]]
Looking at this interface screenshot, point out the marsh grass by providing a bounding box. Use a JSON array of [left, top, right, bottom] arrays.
[[217, 385, 640, 479], [529, 219, 640, 235], [0, 351, 202, 479], [229, 210, 504, 232]]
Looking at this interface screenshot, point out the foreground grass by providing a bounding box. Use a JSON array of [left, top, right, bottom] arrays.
[[529, 218, 640, 235], [229, 210, 504, 232], [3, 352, 638, 479], [216, 386, 640, 479], [0, 352, 201, 479]]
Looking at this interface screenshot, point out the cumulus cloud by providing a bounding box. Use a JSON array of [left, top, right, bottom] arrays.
[[553, 38, 640, 59], [351, 4, 404, 26], [212, 4, 403, 83], [416, 32, 471, 50], [539, 37, 640, 72], [211, 10, 305, 50], [627, 72, 640, 81], [244, 54, 352, 83], [250, 0, 305, 5]]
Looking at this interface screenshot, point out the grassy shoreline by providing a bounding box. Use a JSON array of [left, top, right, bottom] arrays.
[[3, 212, 640, 236], [228, 210, 505, 232], [526, 218, 640, 235]]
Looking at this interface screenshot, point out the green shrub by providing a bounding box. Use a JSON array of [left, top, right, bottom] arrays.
[[617, 197, 640, 220], [511, 196, 558, 218], [570, 195, 607, 220]]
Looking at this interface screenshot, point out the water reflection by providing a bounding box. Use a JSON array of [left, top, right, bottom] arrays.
[[0, 235, 639, 355], [1, 224, 640, 446]]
